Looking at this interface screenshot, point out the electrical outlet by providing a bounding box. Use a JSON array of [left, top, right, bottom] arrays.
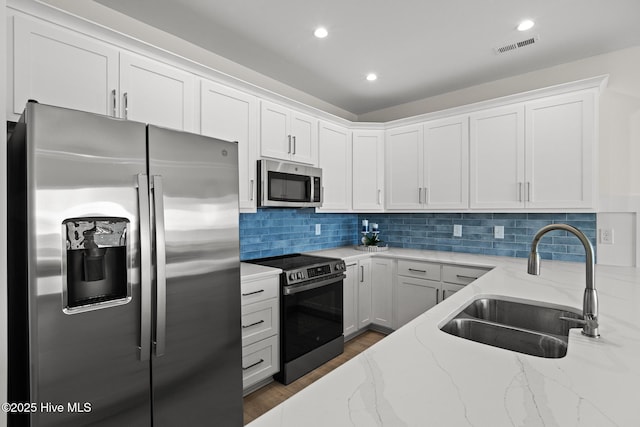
[[453, 224, 462, 237], [494, 226, 505, 239], [600, 228, 614, 245], [315, 224, 321, 236]]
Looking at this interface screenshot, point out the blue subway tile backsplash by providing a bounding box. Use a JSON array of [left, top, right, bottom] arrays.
[[239, 209, 359, 260], [358, 213, 596, 262], [239, 210, 596, 262]]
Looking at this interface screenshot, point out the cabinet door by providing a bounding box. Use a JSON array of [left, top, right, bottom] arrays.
[[441, 283, 464, 301], [12, 15, 118, 116], [396, 277, 439, 328], [120, 52, 195, 132], [352, 130, 384, 211], [318, 122, 351, 211], [260, 100, 291, 161], [385, 125, 423, 210], [290, 112, 317, 165], [343, 263, 358, 337], [525, 91, 595, 209], [371, 258, 394, 329], [200, 80, 258, 211], [469, 104, 525, 208], [358, 259, 372, 328], [423, 116, 469, 209]]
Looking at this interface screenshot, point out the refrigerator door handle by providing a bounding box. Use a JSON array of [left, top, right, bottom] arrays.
[[151, 175, 167, 357], [137, 174, 152, 361]]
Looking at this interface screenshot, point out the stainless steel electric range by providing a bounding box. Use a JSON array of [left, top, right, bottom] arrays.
[[246, 254, 346, 385]]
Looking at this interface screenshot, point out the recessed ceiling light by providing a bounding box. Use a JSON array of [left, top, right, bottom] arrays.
[[366, 73, 378, 82], [517, 19, 535, 31], [314, 27, 328, 38]]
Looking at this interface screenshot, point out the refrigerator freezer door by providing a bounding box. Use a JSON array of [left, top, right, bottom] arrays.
[[8, 103, 152, 426], [147, 126, 243, 426]]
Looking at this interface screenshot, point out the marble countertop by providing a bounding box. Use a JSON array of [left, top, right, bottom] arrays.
[[247, 247, 640, 427], [240, 262, 282, 280]]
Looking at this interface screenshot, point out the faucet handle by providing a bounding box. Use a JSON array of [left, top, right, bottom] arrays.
[[559, 315, 600, 338]]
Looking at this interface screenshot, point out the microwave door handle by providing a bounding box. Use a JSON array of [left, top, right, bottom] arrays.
[[137, 174, 152, 362], [151, 175, 167, 357]]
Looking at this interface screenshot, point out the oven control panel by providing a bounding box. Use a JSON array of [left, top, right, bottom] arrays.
[[284, 260, 346, 286]]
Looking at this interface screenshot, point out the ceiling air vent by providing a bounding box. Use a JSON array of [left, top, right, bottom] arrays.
[[495, 34, 540, 54]]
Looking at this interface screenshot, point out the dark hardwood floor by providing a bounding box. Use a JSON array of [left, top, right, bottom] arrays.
[[243, 330, 386, 425]]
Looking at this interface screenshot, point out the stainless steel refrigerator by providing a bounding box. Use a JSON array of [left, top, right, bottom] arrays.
[[7, 102, 243, 426]]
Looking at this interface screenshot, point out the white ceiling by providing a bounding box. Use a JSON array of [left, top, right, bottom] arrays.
[[93, 0, 640, 116]]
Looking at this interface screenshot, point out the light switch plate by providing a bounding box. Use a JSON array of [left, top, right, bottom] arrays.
[[453, 224, 462, 237], [315, 224, 321, 235], [494, 226, 505, 239]]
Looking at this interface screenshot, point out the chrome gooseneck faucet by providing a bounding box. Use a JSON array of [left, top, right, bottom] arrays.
[[527, 224, 600, 338]]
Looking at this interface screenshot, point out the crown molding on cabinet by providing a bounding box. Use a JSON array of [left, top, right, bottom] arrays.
[[384, 75, 609, 130]]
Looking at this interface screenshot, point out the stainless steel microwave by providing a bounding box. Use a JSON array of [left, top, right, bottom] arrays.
[[258, 159, 322, 208]]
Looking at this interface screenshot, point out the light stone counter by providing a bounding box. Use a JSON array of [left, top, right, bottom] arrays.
[[248, 247, 640, 427], [240, 262, 282, 280]]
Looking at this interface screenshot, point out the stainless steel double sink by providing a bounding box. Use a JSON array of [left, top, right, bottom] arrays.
[[440, 297, 583, 358]]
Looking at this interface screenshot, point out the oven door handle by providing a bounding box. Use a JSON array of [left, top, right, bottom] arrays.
[[283, 275, 345, 295]]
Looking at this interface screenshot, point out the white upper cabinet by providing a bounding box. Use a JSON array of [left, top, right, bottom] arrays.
[[119, 52, 195, 132], [317, 122, 351, 211], [260, 100, 317, 165], [12, 15, 119, 116], [386, 118, 469, 210], [423, 116, 469, 209], [525, 91, 595, 209], [385, 124, 423, 210], [200, 79, 259, 212], [352, 130, 385, 211], [470, 104, 526, 209], [470, 91, 595, 210]]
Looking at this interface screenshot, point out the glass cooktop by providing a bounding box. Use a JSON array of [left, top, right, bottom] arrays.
[[245, 253, 339, 271]]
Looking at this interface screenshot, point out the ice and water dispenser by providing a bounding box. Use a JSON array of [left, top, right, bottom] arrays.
[[63, 217, 130, 311]]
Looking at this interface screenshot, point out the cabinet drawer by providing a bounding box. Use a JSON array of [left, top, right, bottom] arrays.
[[242, 335, 279, 390], [397, 260, 441, 281], [241, 275, 279, 305], [442, 265, 489, 285], [241, 298, 279, 347]]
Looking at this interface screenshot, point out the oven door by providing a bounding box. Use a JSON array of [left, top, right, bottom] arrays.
[[281, 276, 343, 363]]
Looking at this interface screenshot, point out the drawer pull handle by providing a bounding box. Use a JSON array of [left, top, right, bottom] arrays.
[[242, 358, 264, 371], [242, 319, 265, 329], [408, 268, 427, 273], [456, 274, 479, 280], [242, 289, 265, 296]]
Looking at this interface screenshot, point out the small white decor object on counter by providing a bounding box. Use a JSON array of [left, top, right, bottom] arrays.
[[355, 244, 388, 252], [358, 219, 386, 251]]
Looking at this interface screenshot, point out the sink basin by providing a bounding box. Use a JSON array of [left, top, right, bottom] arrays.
[[440, 297, 582, 358]]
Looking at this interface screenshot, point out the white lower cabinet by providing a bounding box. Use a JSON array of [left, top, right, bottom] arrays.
[[240, 274, 279, 392], [395, 260, 441, 328], [371, 258, 394, 329], [343, 262, 359, 337], [396, 276, 439, 327], [343, 258, 372, 338], [241, 336, 278, 392], [357, 258, 373, 328], [395, 261, 490, 328]]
